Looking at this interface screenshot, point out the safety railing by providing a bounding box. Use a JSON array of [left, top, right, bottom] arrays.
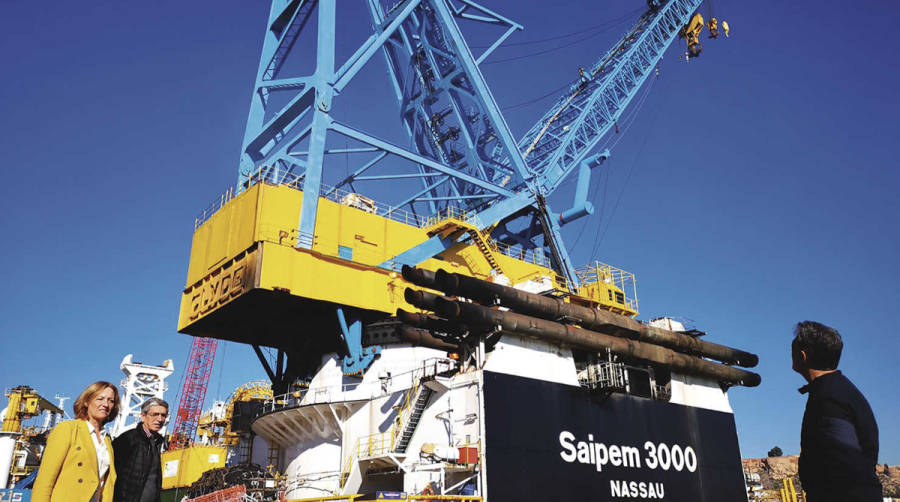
[[355, 430, 396, 458], [283, 495, 364, 502], [422, 205, 477, 229], [195, 186, 236, 229], [258, 358, 456, 418], [184, 485, 246, 502], [244, 166, 430, 228], [406, 497, 482, 501], [283, 496, 479, 502], [354, 372, 423, 459], [491, 239, 551, 268], [195, 166, 560, 272], [575, 261, 638, 311], [335, 358, 457, 491]]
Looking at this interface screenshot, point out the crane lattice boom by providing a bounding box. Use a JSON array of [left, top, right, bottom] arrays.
[[169, 337, 217, 449], [516, 0, 702, 195]]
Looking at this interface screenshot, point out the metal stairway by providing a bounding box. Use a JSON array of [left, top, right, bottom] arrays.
[[395, 385, 434, 453], [424, 208, 505, 276]]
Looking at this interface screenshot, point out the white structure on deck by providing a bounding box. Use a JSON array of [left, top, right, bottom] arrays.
[[252, 329, 734, 500], [112, 354, 175, 437]]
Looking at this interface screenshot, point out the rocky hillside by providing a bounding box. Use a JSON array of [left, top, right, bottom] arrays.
[[742, 455, 900, 498]]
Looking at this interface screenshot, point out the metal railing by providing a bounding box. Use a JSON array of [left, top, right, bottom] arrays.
[[422, 205, 476, 229], [406, 498, 482, 501], [247, 167, 430, 228], [195, 186, 236, 229], [257, 358, 456, 419], [578, 361, 626, 391], [283, 496, 363, 502], [334, 358, 458, 491], [575, 261, 638, 310], [354, 370, 425, 459], [283, 497, 480, 502], [193, 167, 557, 272], [491, 239, 551, 268]]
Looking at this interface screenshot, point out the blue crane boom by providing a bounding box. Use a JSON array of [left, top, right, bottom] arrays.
[[235, 0, 708, 288], [517, 0, 702, 194]]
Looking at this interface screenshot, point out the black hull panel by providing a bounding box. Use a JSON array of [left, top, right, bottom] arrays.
[[483, 371, 747, 501]]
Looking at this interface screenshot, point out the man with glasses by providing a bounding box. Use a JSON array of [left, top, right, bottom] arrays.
[[112, 398, 169, 502]]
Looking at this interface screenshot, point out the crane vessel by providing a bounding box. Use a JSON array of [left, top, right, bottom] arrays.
[[177, 0, 759, 500]]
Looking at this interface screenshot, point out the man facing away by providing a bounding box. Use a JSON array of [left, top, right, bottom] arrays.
[[791, 321, 881, 502], [112, 399, 168, 502]]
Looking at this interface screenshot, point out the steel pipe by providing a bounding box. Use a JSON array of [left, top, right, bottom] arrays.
[[403, 288, 447, 312], [434, 297, 761, 387], [401, 265, 440, 290], [433, 269, 758, 368], [396, 309, 466, 335], [397, 325, 459, 352]]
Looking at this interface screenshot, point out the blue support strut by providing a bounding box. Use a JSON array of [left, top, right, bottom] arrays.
[[559, 150, 609, 225], [336, 306, 380, 373]]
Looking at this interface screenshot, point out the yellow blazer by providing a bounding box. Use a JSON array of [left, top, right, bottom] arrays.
[[32, 420, 117, 502]]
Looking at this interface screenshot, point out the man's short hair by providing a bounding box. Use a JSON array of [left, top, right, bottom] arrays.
[[141, 398, 169, 414], [793, 321, 843, 370]]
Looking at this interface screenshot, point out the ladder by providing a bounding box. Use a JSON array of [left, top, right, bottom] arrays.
[[395, 385, 434, 453], [467, 230, 503, 276]]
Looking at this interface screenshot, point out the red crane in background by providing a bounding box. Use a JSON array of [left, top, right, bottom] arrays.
[[169, 337, 218, 449]]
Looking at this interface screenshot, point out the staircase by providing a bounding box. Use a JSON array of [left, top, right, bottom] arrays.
[[336, 359, 456, 494], [467, 230, 503, 275], [423, 207, 505, 276], [395, 385, 434, 453]]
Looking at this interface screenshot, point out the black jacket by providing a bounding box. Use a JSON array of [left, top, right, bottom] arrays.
[[798, 371, 881, 502], [112, 425, 165, 502]]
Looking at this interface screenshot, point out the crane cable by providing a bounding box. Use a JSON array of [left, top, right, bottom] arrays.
[[471, 8, 643, 50], [499, 9, 645, 112], [481, 9, 641, 66], [503, 81, 572, 112], [521, 9, 653, 159], [215, 341, 227, 401], [586, 73, 662, 259]]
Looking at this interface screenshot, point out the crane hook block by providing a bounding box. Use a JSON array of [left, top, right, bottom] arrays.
[[707, 18, 719, 39], [680, 13, 705, 59]]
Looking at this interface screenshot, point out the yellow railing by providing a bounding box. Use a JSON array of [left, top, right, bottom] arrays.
[[355, 430, 396, 458], [283, 495, 364, 502], [575, 261, 638, 311], [337, 359, 455, 492], [354, 377, 421, 459], [491, 239, 551, 268], [285, 496, 480, 502], [406, 497, 482, 501], [423, 206, 476, 229], [195, 186, 236, 229]]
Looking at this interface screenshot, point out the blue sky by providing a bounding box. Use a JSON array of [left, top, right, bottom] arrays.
[[1, 0, 897, 463]]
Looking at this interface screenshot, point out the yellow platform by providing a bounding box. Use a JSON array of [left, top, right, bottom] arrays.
[[178, 181, 637, 349]]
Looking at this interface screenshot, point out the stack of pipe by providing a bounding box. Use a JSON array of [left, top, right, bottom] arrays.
[[399, 266, 760, 388]]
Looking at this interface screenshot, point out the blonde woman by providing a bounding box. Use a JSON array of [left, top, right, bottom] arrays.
[[33, 381, 119, 502]]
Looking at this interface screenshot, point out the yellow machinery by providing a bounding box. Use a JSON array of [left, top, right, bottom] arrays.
[[1, 387, 61, 435], [0, 386, 64, 487], [680, 12, 730, 58], [160, 444, 228, 491], [779, 478, 800, 502], [178, 180, 638, 380], [159, 382, 273, 498], [197, 381, 273, 447], [680, 12, 706, 58]]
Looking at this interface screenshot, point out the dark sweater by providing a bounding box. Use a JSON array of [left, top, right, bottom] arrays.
[[798, 371, 881, 502], [112, 425, 165, 502]]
